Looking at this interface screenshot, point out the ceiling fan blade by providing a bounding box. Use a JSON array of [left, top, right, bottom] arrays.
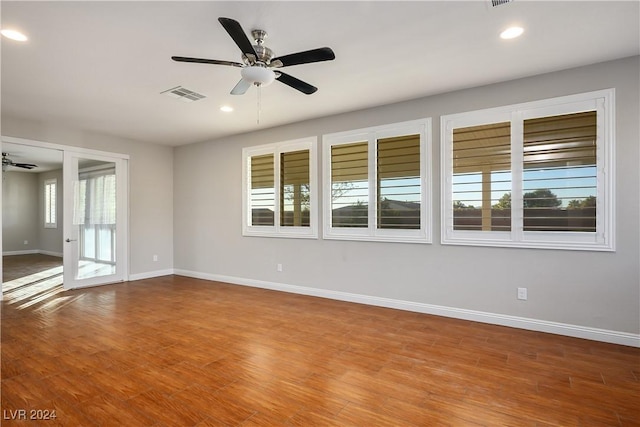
[[271, 47, 335, 68], [171, 56, 243, 68], [230, 79, 252, 95], [218, 17, 258, 62], [276, 72, 318, 95], [14, 163, 37, 169]]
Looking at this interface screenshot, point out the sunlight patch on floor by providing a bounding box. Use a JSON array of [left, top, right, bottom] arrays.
[[3, 260, 114, 311], [2, 266, 64, 292], [15, 283, 65, 309], [3, 272, 64, 305], [2, 265, 67, 309]]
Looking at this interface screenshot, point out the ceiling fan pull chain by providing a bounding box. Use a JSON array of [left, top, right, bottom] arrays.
[[257, 83, 262, 125]]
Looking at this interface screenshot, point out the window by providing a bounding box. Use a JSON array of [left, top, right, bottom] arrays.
[[74, 166, 117, 265], [242, 137, 317, 238], [323, 118, 431, 243], [44, 178, 57, 228], [330, 141, 369, 228], [441, 89, 614, 251]]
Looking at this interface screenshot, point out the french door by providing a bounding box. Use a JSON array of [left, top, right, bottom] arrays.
[[63, 151, 128, 289]]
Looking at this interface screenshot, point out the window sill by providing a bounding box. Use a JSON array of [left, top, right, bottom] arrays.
[[324, 231, 431, 244], [243, 227, 318, 239], [441, 235, 614, 252]]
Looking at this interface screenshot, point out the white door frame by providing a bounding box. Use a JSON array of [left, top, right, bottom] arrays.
[[1, 136, 130, 294], [63, 150, 128, 289]]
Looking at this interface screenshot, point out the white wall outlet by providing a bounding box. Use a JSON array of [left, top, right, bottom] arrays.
[[277, 263, 283, 272], [23, 240, 28, 245], [153, 255, 158, 262], [517, 287, 528, 300]]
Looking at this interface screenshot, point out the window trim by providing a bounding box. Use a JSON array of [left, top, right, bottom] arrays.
[[441, 89, 615, 251], [44, 178, 57, 229], [323, 118, 432, 244], [242, 136, 318, 239]]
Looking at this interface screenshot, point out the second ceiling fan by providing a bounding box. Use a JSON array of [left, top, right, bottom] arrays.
[[172, 17, 335, 95]]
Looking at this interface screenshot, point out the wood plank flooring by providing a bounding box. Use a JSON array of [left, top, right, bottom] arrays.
[[2, 274, 639, 426], [2, 254, 62, 283]]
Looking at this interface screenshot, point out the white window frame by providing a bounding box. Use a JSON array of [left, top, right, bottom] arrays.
[[323, 118, 432, 244], [441, 89, 615, 251], [242, 136, 318, 239], [44, 178, 57, 228]]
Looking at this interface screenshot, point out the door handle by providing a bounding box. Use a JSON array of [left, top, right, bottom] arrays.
[[65, 238, 77, 242]]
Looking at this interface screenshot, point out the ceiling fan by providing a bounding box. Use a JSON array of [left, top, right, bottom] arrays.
[[172, 17, 335, 95], [2, 152, 37, 170]]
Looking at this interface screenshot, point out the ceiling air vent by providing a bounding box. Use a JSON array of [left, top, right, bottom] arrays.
[[489, 0, 513, 7], [160, 86, 206, 102]]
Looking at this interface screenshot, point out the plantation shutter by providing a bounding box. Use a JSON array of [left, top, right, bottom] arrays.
[[250, 154, 275, 226], [44, 179, 57, 227], [376, 134, 421, 229], [523, 111, 597, 232], [280, 149, 310, 227], [331, 142, 368, 227], [452, 122, 511, 231]]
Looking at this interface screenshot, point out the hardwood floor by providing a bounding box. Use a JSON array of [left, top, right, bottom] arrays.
[[1, 274, 639, 426], [2, 254, 62, 283]]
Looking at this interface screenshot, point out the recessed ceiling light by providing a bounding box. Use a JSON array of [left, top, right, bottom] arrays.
[[500, 26, 524, 40], [220, 105, 234, 113], [1, 29, 28, 42]]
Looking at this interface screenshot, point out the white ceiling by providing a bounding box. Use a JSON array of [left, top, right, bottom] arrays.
[[2, 142, 63, 173], [1, 1, 639, 148]]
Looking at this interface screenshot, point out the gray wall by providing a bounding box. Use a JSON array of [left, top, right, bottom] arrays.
[[2, 168, 64, 256], [2, 171, 39, 253], [173, 56, 639, 335], [0, 121, 174, 277]]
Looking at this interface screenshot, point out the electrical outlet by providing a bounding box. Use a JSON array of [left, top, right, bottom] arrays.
[[23, 240, 28, 245], [517, 287, 528, 300], [277, 263, 283, 272], [153, 255, 158, 262]]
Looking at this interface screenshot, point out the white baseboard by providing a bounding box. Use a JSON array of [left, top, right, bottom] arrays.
[[129, 269, 175, 282], [2, 250, 62, 257], [3, 249, 40, 256], [173, 269, 640, 348]]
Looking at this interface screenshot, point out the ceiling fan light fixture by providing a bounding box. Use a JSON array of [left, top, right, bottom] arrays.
[[241, 66, 276, 86]]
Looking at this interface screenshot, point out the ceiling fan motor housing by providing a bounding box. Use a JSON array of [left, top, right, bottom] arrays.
[[242, 42, 275, 66]]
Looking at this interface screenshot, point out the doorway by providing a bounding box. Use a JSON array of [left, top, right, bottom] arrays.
[[1, 137, 129, 301], [63, 150, 128, 289]]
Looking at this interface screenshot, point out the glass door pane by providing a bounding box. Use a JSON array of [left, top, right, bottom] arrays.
[[76, 161, 116, 279], [63, 152, 127, 289]]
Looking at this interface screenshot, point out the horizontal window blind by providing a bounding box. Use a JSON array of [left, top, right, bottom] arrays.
[[331, 142, 368, 228], [280, 149, 310, 227], [377, 135, 421, 229], [452, 122, 511, 231], [250, 154, 275, 226], [523, 111, 597, 232]]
